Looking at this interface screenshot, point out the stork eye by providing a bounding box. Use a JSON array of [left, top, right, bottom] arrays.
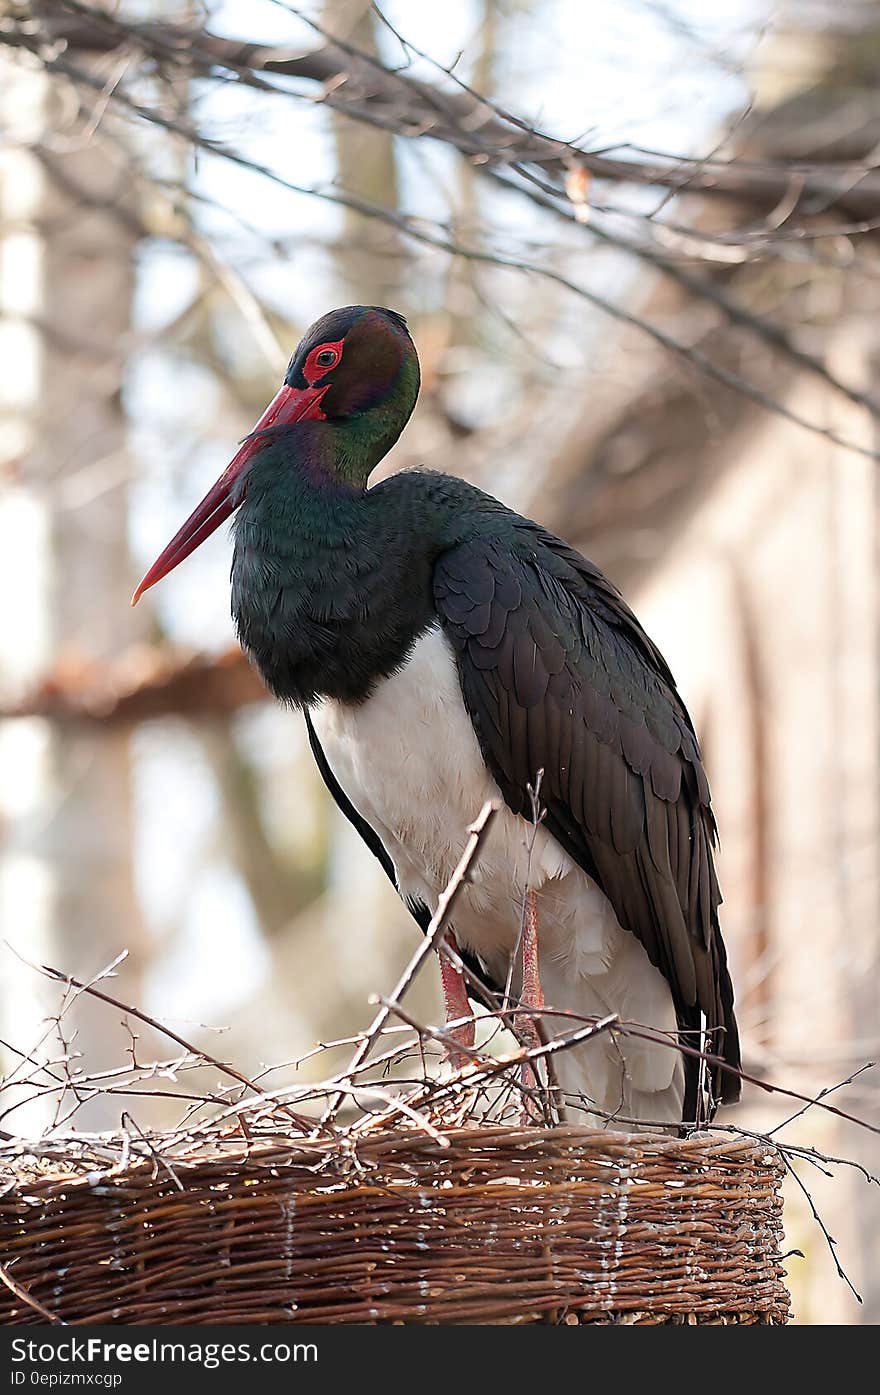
[[302, 339, 344, 384]]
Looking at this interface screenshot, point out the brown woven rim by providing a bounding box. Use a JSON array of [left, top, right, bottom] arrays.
[[0, 1125, 790, 1325]]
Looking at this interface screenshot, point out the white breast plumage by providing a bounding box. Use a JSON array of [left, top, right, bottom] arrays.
[[309, 624, 684, 1126]]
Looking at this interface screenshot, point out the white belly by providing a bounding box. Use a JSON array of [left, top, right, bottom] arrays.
[[310, 626, 683, 1125]]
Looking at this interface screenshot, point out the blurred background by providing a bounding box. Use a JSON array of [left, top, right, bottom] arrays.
[[1, 0, 879, 1323]]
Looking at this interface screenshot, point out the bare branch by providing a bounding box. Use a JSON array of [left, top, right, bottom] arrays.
[[0, 646, 265, 725], [320, 799, 498, 1126], [12, 1, 880, 216], [8, 13, 880, 459], [0, 1262, 63, 1325], [23, 955, 323, 1136]]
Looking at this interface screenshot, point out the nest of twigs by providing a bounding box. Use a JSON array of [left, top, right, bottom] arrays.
[[7, 806, 847, 1325], [0, 1123, 789, 1325]]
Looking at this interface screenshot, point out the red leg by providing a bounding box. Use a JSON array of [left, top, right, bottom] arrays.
[[521, 888, 545, 1036], [439, 930, 475, 1068], [519, 888, 545, 1117]]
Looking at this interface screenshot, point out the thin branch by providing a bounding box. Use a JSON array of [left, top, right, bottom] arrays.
[[320, 799, 498, 1125], [0, 1262, 64, 1325], [14, 2, 880, 216], [523, 1004, 880, 1139], [14, 39, 880, 462], [22, 955, 324, 1136], [493, 164, 880, 426], [119, 1111, 184, 1191], [0, 646, 264, 725], [783, 1156, 862, 1304], [767, 1063, 877, 1138]]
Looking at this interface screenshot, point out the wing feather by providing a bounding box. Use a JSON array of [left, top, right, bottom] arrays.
[[434, 533, 740, 1115]]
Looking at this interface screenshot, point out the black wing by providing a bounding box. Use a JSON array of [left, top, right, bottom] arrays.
[[434, 528, 740, 1117], [303, 710, 500, 1005]]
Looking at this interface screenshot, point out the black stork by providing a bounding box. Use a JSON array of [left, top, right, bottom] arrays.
[[133, 305, 740, 1129]]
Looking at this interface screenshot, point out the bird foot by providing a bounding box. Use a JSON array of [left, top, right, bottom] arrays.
[[439, 930, 475, 1069]]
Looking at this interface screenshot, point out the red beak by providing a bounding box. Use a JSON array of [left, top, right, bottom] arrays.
[[131, 382, 329, 605]]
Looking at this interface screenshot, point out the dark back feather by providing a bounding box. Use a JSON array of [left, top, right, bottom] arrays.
[[434, 524, 741, 1119]]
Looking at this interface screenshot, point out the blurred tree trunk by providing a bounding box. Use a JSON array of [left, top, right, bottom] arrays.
[[324, 0, 403, 307], [0, 52, 145, 1128], [443, 0, 500, 374], [200, 718, 326, 937]]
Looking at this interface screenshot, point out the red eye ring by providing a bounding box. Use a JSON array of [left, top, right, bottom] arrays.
[[303, 340, 343, 384]]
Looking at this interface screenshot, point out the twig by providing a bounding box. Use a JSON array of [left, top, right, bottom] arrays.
[[767, 1063, 877, 1138], [119, 1111, 185, 1191], [17, 46, 880, 465], [0, 1261, 64, 1325], [519, 1001, 880, 1138], [782, 1156, 862, 1304], [0, 6, 872, 212], [320, 800, 498, 1126], [24, 955, 323, 1136], [365, 1000, 619, 1130]]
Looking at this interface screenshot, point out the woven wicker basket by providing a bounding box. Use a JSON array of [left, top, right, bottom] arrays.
[[0, 1125, 790, 1325]]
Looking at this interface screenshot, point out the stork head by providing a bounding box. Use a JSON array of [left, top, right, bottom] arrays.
[[132, 306, 420, 604]]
